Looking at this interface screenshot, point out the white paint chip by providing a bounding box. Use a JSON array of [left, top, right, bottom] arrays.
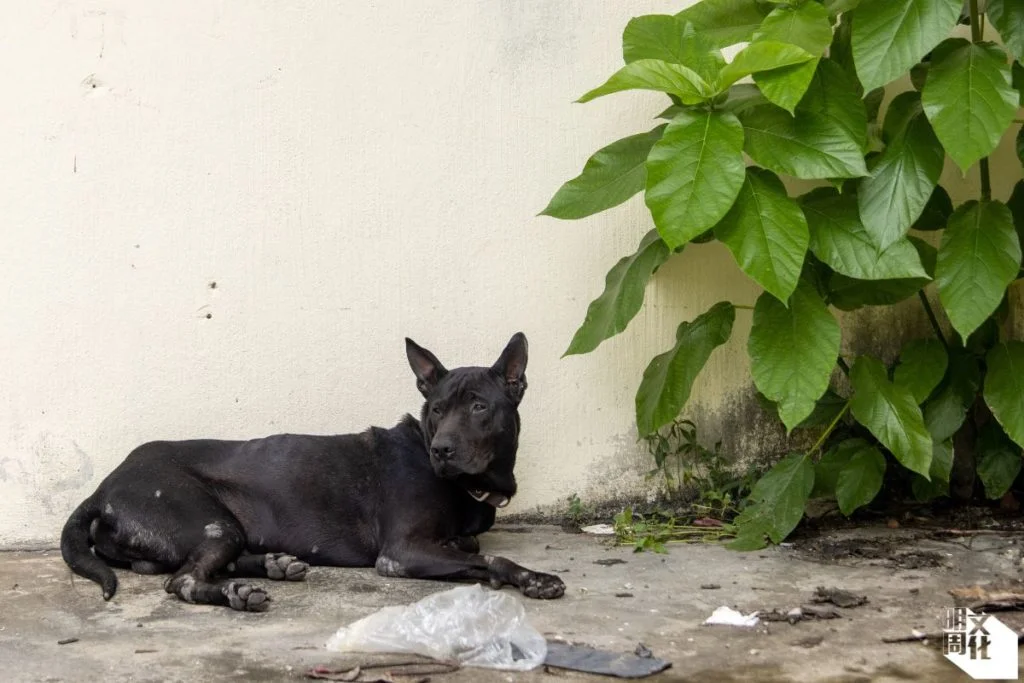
[[104, 503, 113, 515], [154, 490, 162, 498]]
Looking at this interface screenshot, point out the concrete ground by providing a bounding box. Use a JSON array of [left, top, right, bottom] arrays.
[[1, 524, 1021, 682]]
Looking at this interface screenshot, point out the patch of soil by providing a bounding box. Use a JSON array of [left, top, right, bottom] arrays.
[[793, 535, 945, 569]]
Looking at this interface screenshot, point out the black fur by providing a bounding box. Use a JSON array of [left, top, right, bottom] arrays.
[[61, 333, 565, 610]]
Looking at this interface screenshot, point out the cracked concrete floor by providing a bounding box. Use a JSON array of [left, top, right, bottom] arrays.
[[1, 524, 1021, 682]]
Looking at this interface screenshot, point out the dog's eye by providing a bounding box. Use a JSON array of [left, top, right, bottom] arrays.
[[471, 402, 488, 413]]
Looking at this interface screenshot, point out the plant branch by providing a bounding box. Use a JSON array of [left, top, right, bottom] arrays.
[[836, 356, 851, 377], [809, 400, 851, 456], [918, 290, 948, 348], [733, 304, 755, 311]]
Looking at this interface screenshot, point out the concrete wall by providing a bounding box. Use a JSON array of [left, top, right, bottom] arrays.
[[1, 0, 718, 547]]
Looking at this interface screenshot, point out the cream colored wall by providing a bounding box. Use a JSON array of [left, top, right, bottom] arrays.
[[0, 0, 720, 547]]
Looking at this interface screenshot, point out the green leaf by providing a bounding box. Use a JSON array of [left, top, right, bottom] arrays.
[[720, 83, 769, 115], [564, 230, 670, 356], [749, 280, 841, 432], [751, 3, 832, 113], [912, 439, 953, 501], [802, 189, 928, 280], [984, 342, 1024, 450], [977, 421, 1022, 499], [858, 110, 944, 250], [623, 17, 725, 84], [729, 453, 814, 548], [922, 39, 1018, 172], [923, 349, 980, 443], [716, 41, 816, 91], [880, 91, 923, 144], [988, 0, 1024, 62], [825, 0, 863, 15], [715, 168, 809, 303], [864, 88, 885, 123], [645, 110, 746, 249], [635, 302, 735, 435], [740, 60, 868, 180], [849, 355, 933, 478], [894, 339, 947, 404], [827, 236, 934, 310], [676, 0, 771, 49], [911, 185, 953, 232], [1008, 180, 1024, 251], [836, 443, 886, 515], [812, 443, 850, 497], [829, 16, 859, 94], [758, 388, 848, 431], [851, 0, 962, 92], [936, 200, 1021, 340], [541, 126, 666, 220], [577, 59, 712, 104]]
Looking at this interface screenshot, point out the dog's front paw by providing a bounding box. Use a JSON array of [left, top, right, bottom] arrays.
[[265, 553, 308, 581], [222, 581, 270, 612], [518, 571, 565, 600]]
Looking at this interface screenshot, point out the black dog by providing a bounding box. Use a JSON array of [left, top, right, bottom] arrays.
[[61, 333, 565, 610]]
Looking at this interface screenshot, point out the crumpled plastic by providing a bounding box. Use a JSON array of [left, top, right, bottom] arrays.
[[703, 605, 760, 627], [325, 584, 547, 671]]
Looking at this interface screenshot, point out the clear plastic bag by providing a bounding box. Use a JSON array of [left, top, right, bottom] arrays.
[[325, 584, 547, 671]]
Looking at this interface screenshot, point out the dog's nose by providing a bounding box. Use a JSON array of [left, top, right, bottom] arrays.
[[430, 444, 455, 460]]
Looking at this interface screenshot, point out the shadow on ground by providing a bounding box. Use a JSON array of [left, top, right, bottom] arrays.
[[2, 525, 1020, 682]]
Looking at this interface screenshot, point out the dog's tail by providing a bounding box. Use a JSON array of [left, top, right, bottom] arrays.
[[60, 496, 117, 600]]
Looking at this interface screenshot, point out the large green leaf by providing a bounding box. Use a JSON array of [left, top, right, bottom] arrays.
[[988, 0, 1024, 63], [923, 349, 980, 443], [851, 0, 962, 92], [894, 338, 947, 404], [676, 0, 771, 49], [749, 280, 841, 432], [836, 442, 887, 515], [857, 109, 944, 250], [564, 230, 670, 356], [922, 39, 1018, 172], [936, 201, 1021, 340], [715, 168, 808, 303], [716, 41, 816, 90], [645, 110, 746, 249], [849, 355, 933, 478], [729, 453, 814, 549], [802, 189, 927, 280], [977, 421, 1022, 499], [812, 442, 851, 497], [740, 60, 867, 179], [912, 438, 953, 501], [623, 16, 725, 84], [825, 0, 863, 15], [750, 2, 832, 113], [541, 126, 666, 220], [577, 59, 712, 104], [827, 236, 934, 310], [635, 302, 735, 435], [985, 342, 1024, 450]]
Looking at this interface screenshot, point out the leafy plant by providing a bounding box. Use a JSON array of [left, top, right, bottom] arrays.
[[642, 417, 754, 518], [545, 0, 1024, 549]]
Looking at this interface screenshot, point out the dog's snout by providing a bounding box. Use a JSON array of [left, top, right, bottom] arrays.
[[430, 442, 455, 460]]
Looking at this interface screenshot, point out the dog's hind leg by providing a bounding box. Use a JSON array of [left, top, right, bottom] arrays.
[[164, 521, 269, 612], [223, 552, 308, 581]]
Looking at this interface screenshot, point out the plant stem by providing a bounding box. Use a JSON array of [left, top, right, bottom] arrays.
[[918, 290, 948, 348], [733, 304, 755, 311], [808, 400, 851, 456], [836, 356, 851, 376], [968, 0, 984, 43], [979, 158, 992, 201]]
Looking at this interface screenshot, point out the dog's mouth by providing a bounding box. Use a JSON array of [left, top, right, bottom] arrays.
[[468, 489, 510, 508]]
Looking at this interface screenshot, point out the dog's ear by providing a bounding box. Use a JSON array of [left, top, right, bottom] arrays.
[[406, 338, 448, 398], [492, 332, 528, 405]]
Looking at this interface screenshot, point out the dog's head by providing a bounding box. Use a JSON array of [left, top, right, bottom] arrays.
[[405, 333, 528, 508]]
